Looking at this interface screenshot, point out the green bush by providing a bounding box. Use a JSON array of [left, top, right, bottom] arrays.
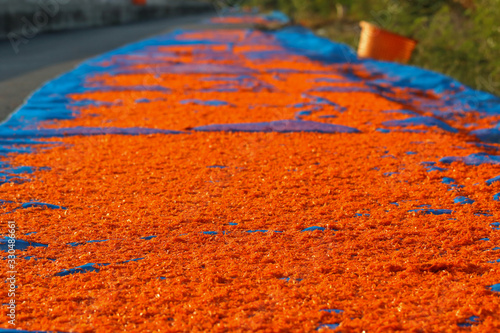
[[246, 0, 500, 96]]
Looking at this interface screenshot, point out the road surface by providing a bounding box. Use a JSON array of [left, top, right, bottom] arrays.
[[0, 12, 215, 122]]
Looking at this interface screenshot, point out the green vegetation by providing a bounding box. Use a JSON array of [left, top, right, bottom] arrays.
[[248, 0, 500, 96]]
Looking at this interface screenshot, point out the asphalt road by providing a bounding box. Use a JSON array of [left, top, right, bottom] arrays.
[[0, 12, 217, 122]]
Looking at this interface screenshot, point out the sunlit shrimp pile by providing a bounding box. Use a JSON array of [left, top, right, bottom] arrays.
[[1, 17, 500, 332]]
